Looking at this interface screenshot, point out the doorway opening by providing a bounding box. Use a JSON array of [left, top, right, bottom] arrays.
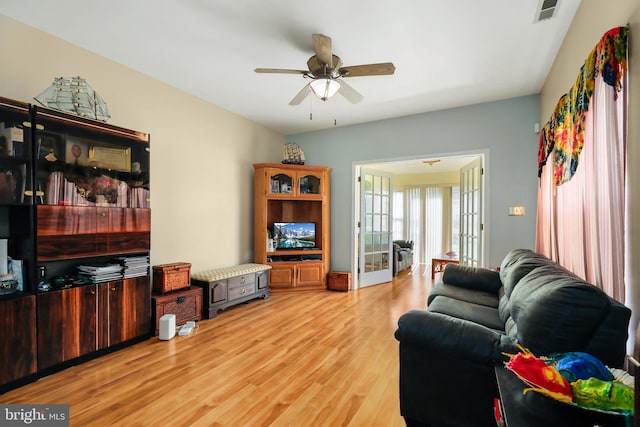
[[352, 151, 488, 289]]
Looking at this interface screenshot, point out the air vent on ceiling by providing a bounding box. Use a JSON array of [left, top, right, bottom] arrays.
[[534, 0, 559, 22]]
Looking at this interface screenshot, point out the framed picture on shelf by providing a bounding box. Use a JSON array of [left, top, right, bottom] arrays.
[[270, 178, 280, 193], [37, 133, 63, 162], [65, 139, 90, 166], [89, 145, 131, 172]]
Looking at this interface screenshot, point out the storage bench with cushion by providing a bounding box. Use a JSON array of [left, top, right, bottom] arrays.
[[394, 248, 632, 427], [191, 263, 270, 318]]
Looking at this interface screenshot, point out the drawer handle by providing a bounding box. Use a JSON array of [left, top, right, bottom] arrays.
[[241, 276, 245, 284], [177, 296, 186, 304], [240, 289, 246, 295]]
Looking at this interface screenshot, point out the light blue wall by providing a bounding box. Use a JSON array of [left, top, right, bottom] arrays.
[[289, 95, 540, 271]]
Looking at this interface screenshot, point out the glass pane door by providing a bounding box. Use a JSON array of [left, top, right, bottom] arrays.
[[459, 158, 483, 267], [359, 168, 393, 287]]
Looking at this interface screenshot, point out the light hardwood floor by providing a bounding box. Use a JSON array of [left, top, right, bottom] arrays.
[[3, 266, 433, 427]]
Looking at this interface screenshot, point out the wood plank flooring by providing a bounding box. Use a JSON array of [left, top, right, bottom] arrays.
[[2, 266, 433, 427]]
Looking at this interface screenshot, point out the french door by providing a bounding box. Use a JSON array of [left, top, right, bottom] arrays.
[[358, 168, 393, 287], [459, 158, 483, 266]]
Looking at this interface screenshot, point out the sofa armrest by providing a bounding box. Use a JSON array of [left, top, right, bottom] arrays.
[[395, 310, 517, 363], [442, 263, 502, 294]]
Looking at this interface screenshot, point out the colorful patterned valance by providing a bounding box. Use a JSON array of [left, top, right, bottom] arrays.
[[538, 26, 628, 185]]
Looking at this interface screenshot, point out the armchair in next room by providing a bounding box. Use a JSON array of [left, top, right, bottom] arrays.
[[393, 240, 414, 276]]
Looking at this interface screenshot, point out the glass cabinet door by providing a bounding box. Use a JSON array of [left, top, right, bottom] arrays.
[[265, 168, 324, 199], [297, 173, 322, 196], [0, 98, 33, 206], [0, 97, 34, 296], [267, 170, 294, 196], [33, 107, 150, 208]]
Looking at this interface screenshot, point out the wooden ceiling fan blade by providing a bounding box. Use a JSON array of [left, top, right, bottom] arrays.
[[312, 33, 333, 66], [289, 83, 312, 106], [337, 80, 364, 104], [255, 68, 309, 75], [339, 62, 396, 77]]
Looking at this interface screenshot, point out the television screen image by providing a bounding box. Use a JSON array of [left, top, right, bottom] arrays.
[[273, 222, 316, 249]]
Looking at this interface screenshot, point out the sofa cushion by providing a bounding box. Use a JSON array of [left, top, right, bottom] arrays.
[[427, 296, 504, 332], [508, 264, 611, 356], [428, 282, 499, 308], [499, 249, 550, 297], [442, 263, 501, 294]]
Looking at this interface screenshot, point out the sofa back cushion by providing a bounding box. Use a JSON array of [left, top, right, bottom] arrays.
[[499, 249, 550, 297], [507, 264, 613, 358]]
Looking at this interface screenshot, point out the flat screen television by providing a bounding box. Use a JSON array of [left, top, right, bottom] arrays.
[[273, 222, 316, 249]]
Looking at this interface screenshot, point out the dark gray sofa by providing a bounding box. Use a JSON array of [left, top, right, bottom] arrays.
[[394, 248, 632, 427], [393, 240, 414, 276]]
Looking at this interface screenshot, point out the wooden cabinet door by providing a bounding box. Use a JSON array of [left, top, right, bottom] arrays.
[[269, 264, 295, 290], [264, 168, 295, 198], [296, 262, 324, 288], [263, 168, 325, 199], [269, 263, 324, 289], [0, 296, 37, 385], [108, 208, 151, 254], [101, 277, 151, 348], [295, 171, 324, 199], [37, 206, 98, 260], [37, 286, 98, 369], [37, 291, 64, 369], [37, 206, 151, 260]]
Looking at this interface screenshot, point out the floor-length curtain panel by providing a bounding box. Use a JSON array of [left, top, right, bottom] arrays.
[[536, 26, 627, 301], [404, 187, 423, 263], [579, 76, 626, 299], [424, 186, 444, 264]]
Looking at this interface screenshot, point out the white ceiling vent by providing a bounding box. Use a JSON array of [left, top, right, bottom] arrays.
[[534, 0, 559, 22]]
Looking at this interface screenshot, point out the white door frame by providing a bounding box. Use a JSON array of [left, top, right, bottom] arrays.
[[351, 150, 490, 289]]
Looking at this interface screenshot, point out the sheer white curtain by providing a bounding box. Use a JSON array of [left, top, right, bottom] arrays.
[[404, 185, 454, 266], [536, 69, 626, 301], [404, 187, 422, 263], [424, 187, 444, 263], [392, 191, 404, 240]]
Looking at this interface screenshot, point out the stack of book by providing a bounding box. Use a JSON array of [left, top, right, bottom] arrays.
[[114, 255, 150, 279], [76, 263, 123, 283]]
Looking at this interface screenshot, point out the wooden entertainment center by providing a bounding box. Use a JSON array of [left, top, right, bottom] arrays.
[[253, 163, 331, 291]]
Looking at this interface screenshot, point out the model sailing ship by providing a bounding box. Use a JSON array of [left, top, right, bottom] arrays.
[[282, 143, 305, 165], [34, 76, 111, 121]]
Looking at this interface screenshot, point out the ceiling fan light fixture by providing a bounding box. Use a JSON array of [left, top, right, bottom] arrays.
[[309, 78, 340, 101]]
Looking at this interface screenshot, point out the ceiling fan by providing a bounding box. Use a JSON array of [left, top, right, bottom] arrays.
[[255, 33, 395, 106]]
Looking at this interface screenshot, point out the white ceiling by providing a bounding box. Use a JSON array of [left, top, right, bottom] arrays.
[[0, 0, 580, 135], [366, 156, 479, 175]]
